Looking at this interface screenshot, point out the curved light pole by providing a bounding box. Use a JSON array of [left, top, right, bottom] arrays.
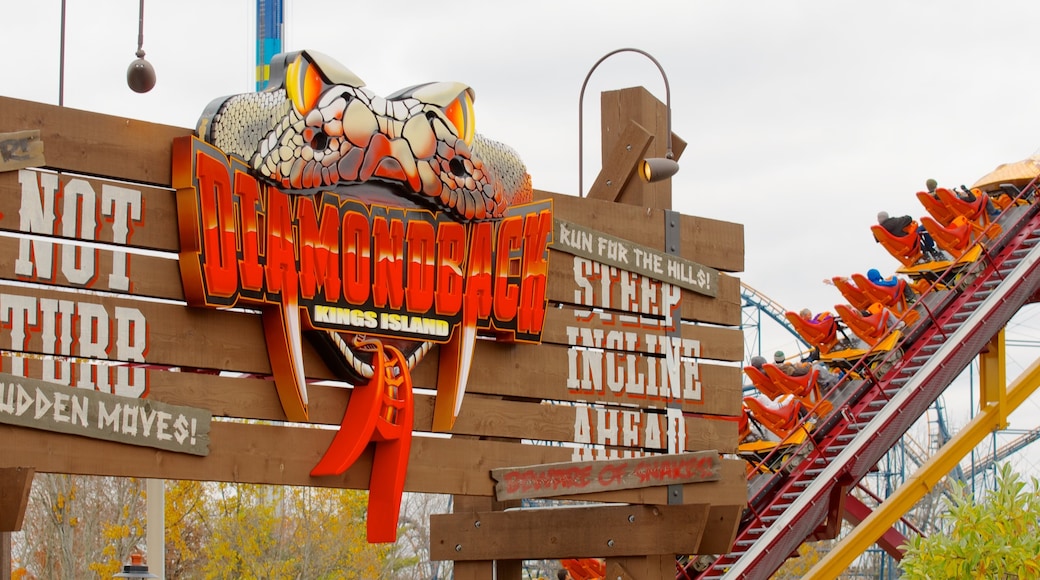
[[578, 47, 680, 197]]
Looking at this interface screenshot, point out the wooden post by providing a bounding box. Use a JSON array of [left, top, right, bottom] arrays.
[[606, 554, 676, 580], [0, 467, 33, 580], [0, 467, 34, 532], [599, 86, 687, 210], [449, 495, 523, 580], [1, 532, 11, 580]]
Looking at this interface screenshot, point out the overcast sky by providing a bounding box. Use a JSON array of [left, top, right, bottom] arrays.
[[4, 0, 1040, 476]]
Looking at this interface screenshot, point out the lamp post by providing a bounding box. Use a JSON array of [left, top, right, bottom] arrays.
[[578, 48, 680, 198], [126, 0, 156, 93]]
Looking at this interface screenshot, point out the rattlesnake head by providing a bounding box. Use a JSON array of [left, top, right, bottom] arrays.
[[196, 49, 531, 221]]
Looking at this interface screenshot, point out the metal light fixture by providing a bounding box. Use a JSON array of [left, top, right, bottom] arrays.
[[126, 0, 156, 93], [578, 47, 680, 197], [113, 553, 159, 579]]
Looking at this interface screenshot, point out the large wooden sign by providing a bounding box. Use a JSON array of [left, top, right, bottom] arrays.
[[0, 57, 747, 578]]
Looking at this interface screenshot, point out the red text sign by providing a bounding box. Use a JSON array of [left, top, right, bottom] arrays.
[[491, 451, 721, 501]]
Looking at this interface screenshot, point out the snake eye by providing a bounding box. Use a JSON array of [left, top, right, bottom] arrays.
[[443, 89, 475, 147], [286, 54, 324, 115]]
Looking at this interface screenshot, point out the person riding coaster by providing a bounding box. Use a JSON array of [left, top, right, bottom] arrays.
[[784, 308, 883, 369], [738, 394, 813, 475]]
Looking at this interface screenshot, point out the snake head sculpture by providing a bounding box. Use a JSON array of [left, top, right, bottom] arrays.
[[196, 49, 532, 221]]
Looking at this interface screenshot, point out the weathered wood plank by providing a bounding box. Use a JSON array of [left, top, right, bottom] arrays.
[[0, 422, 746, 504], [0, 214, 741, 328], [554, 217, 719, 297], [491, 451, 720, 501], [0, 169, 180, 252], [0, 286, 741, 416], [0, 234, 181, 299], [541, 305, 744, 362], [557, 457, 747, 507], [430, 503, 709, 561], [0, 467, 34, 532], [585, 120, 652, 202], [0, 373, 211, 456], [600, 87, 676, 210], [1, 358, 739, 453], [0, 96, 189, 186], [548, 253, 742, 326]]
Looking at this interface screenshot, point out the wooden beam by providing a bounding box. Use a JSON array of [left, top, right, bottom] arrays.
[[0, 169, 745, 275], [586, 121, 653, 202], [0, 422, 747, 505], [606, 555, 677, 580], [0, 532, 10, 580], [0, 467, 34, 532], [0, 225, 742, 329], [0, 96, 189, 185], [600, 87, 677, 210], [0, 284, 743, 416], [430, 503, 709, 561]]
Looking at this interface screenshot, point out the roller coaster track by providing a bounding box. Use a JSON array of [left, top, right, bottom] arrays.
[[962, 425, 1040, 482], [685, 193, 1040, 579]]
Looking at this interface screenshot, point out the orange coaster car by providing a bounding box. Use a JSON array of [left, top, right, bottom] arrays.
[[744, 365, 786, 401], [871, 222, 923, 268], [743, 395, 806, 440], [785, 310, 840, 353], [854, 273, 919, 325], [834, 302, 899, 347], [762, 364, 834, 417], [831, 276, 875, 312]]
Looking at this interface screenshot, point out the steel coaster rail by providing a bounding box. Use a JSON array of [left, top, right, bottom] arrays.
[[685, 180, 1040, 579]]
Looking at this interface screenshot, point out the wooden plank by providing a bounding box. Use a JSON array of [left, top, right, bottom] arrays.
[[2, 356, 738, 453], [535, 191, 743, 274], [0, 220, 741, 327], [0, 467, 34, 532], [0, 286, 741, 416], [600, 87, 675, 210], [491, 451, 720, 501], [554, 218, 719, 297], [0, 373, 211, 456], [0, 130, 45, 172], [585, 121, 652, 202], [0, 103, 743, 274], [0, 234, 181, 300], [548, 252, 742, 326], [430, 503, 709, 561], [0, 96, 190, 186], [456, 340, 742, 416], [1, 532, 10, 580], [0, 421, 744, 505], [542, 304, 743, 362], [0, 169, 180, 252], [698, 504, 745, 555], [606, 555, 677, 580], [0, 107, 742, 278], [558, 457, 747, 507]]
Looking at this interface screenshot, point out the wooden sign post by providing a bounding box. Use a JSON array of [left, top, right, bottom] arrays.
[[0, 76, 746, 580]]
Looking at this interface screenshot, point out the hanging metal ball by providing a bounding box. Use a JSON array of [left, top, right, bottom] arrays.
[[127, 49, 156, 93]]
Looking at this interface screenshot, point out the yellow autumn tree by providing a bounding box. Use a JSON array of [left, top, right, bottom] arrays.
[[14, 474, 146, 579], [203, 482, 395, 579], [164, 479, 208, 577]]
